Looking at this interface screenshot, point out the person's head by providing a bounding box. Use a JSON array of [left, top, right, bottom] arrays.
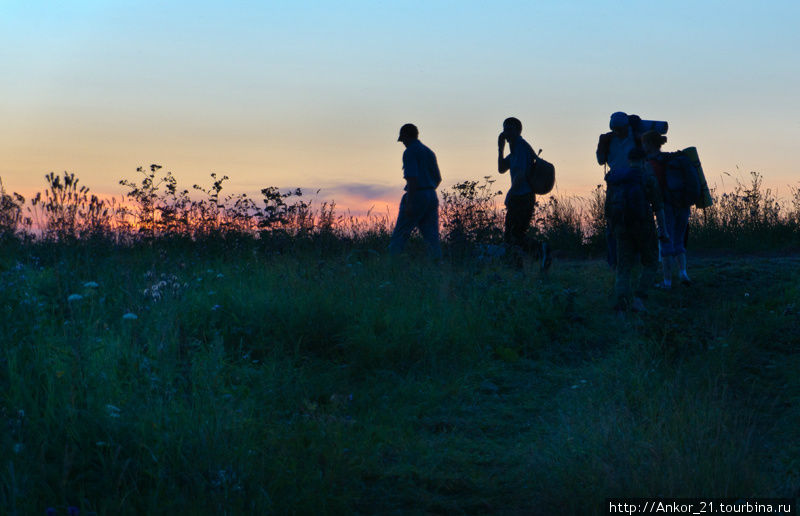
[[628, 147, 646, 166], [609, 111, 629, 138], [502, 117, 523, 140], [641, 130, 667, 154], [397, 123, 419, 146]]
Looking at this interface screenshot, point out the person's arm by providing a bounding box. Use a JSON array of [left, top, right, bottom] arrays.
[[498, 133, 510, 173], [655, 208, 669, 242], [432, 153, 442, 188], [596, 133, 611, 165]]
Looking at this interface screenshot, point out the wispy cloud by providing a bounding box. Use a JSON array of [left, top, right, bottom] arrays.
[[319, 182, 399, 202], [310, 182, 400, 215]]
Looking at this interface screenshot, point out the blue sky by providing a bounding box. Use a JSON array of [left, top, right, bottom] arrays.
[[1, 1, 798, 210]]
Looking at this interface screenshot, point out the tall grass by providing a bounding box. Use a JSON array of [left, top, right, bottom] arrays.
[[1, 242, 798, 513], [0, 167, 798, 512]]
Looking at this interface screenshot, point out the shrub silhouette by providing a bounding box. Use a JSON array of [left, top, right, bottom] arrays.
[[0, 178, 25, 240], [4, 166, 798, 254]]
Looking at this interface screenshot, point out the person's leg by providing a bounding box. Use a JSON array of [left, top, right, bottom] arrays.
[[614, 227, 636, 310], [519, 195, 536, 255], [661, 203, 677, 288], [672, 206, 691, 284], [678, 253, 690, 284], [606, 225, 617, 270], [388, 193, 417, 255], [518, 194, 551, 269], [417, 191, 442, 260], [636, 225, 659, 301], [503, 195, 532, 268], [504, 195, 531, 249], [503, 207, 516, 247]]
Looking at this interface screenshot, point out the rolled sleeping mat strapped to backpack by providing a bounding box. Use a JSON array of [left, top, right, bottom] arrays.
[[681, 147, 713, 209], [528, 154, 555, 195], [627, 115, 668, 135], [635, 119, 669, 135]]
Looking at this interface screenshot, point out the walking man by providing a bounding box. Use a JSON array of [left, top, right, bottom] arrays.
[[498, 117, 550, 269], [388, 123, 442, 259], [596, 111, 643, 269], [606, 147, 668, 313]]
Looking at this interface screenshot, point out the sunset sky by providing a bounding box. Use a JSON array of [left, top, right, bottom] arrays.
[[1, 1, 798, 214]]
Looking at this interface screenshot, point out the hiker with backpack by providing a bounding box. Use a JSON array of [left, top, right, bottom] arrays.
[[497, 117, 551, 269], [641, 130, 700, 288], [388, 123, 443, 259], [605, 147, 668, 313], [596, 112, 644, 269]]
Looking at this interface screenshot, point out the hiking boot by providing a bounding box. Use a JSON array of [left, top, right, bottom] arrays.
[[540, 242, 552, 271], [631, 297, 647, 313], [680, 272, 692, 286]]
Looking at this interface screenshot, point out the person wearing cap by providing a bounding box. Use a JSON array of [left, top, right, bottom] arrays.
[[497, 117, 550, 269], [606, 146, 668, 313], [596, 111, 644, 269], [388, 123, 442, 259], [597, 112, 642, 172]]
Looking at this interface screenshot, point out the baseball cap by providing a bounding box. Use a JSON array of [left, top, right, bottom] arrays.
[[397, 123, 418, 141]]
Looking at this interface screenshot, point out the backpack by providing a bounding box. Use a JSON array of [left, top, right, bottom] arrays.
[[527, 152, 555, 195], [605, 166, 649, 229], [659, 151, 701, 207]]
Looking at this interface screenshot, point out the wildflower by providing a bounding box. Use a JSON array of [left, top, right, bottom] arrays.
[[212, 304, 222, 311], [13, 443, 23, 454], [83, 281, 99, 288], [67, 294, 83, 302], [216, 273, 224, 278], [122, 312, 138, 320], [68, 507, 79, 516], [106, 404, 121, 418]]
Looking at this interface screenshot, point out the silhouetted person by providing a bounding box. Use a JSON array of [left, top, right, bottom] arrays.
[[606, 147, 668, 313], [642, 130, 693, 288], [597, 112, 643, 269], [388, 123, 442, 259], [497, 117, 550, 269]]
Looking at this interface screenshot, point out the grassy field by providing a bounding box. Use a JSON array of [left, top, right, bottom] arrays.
[[1, 240, 798, 514]]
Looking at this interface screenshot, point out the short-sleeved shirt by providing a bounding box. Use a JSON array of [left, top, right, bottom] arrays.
[[402, 140, 441, 191], [607, 133, 637, 173], [500, 135, 534, 200]]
